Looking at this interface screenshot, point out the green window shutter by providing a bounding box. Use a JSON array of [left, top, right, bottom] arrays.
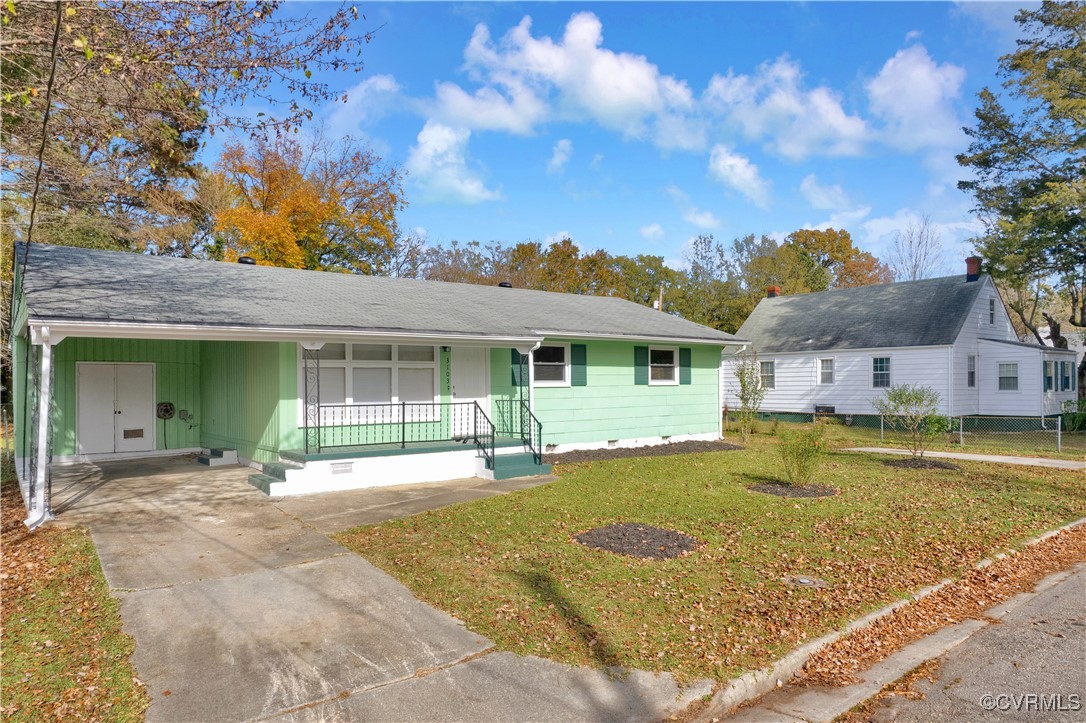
[[511, 349, 525, 387], [571, 344, 587, 386], [634, 346, 649, 385], [679, 348, 692, 385]]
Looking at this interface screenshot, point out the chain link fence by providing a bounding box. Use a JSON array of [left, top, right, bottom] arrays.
[[725, 410, 1085, 456]]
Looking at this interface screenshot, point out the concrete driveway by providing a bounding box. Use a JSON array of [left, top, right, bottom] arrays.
[[52, 456, 710, 721]]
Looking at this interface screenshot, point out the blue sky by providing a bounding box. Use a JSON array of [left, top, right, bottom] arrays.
[[223, 2, 1031, 272]]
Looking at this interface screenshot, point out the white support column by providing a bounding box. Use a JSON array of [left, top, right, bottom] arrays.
[[25, 328, 54, 529]]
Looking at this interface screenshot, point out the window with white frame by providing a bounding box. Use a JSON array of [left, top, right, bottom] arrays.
[[998, 362, 1018, 391], [759, 360, 776, 390], [649, 347, 678, 385], [872, 357, 891, 388], [300, 343, 438, 421], [1060, 361, 1073, 391], [819, 358, 834, 385], [967, 355, 976, 388], [989, 298, 996, 325], [1044, 361, 1055, 392], [533, 344, 570, 387]]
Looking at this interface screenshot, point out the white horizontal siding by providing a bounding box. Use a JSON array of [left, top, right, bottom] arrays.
[[950, 277, 1018, 416], [722, 347, 953, 415], [976, 340, 1041, 416]]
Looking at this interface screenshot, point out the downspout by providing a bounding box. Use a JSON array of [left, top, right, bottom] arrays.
[[25, 326, 54, 530]]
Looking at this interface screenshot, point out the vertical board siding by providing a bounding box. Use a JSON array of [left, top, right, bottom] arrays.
[[200, 341, 284, 464], [50, 338, 202, 455], [492, 340, 721, 446]]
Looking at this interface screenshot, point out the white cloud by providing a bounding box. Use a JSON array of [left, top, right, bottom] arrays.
[[326, 74, 401, 135], [589, 153, 604, 170], [640, 223, 665, 241], [683, 207, 720, 230], [432, 79, 547, 134], [458, 12, 700, 146], [703, 57, 868, 160], [799, 174, 851, 210], [866, 45, 967, 151], [406, 121, 502, 204], [708, 145, 770, 208], [547, 138, 573, 175]]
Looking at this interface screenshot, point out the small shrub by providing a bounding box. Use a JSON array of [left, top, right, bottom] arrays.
[[1063, 399, 1086, 432], [777, 424, 826, 486], [731, 351, 768, 442], [871, 385, 945, 458]]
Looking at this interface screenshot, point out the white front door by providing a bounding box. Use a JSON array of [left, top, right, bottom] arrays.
[[77, 363, 155, 454], [450, 347, 488, 438]]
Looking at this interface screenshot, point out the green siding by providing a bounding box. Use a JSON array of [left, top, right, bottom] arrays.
[[533, 340, 721, 446], [200, 341, 286, 464], [50, 338, 202, 456]]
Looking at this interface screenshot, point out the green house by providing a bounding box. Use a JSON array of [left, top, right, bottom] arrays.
[[11, 244, 745, 527]]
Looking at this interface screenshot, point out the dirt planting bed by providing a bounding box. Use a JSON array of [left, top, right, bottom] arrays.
[[545, 439, 742, 465], [573, 523, 701, 560]]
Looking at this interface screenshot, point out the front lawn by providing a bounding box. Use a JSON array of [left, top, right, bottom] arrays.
[[335, 437, 1085, 683], [1, 460, 148, 721]]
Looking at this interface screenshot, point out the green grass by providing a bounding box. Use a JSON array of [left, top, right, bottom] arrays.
[[336, 436, 1085, 684], [1, 458, 148, 721], [743, 418, 1086, 461]]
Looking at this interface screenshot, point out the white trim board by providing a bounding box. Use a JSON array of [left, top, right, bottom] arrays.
[[543, 431, 721, 454]]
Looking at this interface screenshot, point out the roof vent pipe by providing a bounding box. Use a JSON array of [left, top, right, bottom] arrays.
[[238, 256, 257, 265], [767, 285, 781, 298], [498, 281, 513, 288], [965, 256, 981, 282]]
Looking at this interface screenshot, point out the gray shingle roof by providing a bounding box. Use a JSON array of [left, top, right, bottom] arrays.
[[735, 275, 987, 353], [18, 243, 744, 345]]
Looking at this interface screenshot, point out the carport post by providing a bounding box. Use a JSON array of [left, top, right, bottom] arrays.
[[25, 328, 55, 530]]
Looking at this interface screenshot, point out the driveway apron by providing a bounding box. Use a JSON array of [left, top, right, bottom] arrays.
[[52, 458, 708, 722], [53, 459, 490, 721]]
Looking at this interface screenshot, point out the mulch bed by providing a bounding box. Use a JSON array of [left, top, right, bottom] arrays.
[[749, 482, 837, 498], [883, 458, 961, 471], [573, 522, 701, 560], [545, 439, 742, 465]]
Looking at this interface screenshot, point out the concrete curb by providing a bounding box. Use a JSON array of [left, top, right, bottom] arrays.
[[696, 516, 1086, 720]]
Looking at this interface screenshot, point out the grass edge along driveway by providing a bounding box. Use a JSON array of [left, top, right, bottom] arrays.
[[1, 464, 149, 722], [336, 438, 1086, 685]]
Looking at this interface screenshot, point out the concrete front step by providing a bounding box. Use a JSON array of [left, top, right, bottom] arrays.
[[197, 448, 238, 467], [262, 460, 306, 481], [490, 452, 551, 480]]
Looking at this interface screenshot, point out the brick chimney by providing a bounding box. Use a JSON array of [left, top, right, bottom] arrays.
[[965, 256, 982, 282], [767, 285, 782, 298]]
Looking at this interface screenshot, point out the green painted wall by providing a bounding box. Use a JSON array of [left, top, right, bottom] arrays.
[[50, 338, 202, 456], [492, 340, 721, 447], [200, 340, 286, 464]]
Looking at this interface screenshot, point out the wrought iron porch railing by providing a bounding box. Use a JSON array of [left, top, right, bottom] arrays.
[[309, 401, 495, 470], [493, 398, 544, 464]]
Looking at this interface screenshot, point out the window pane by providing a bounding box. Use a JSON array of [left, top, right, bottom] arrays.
[[353, 344, 392, 361], [399, 368, 435, 403], [820, 359, 833, 384], [998, 363, 1018, 391], [315, 343, 346, 361], [319, 367, 346, 404], [650, 349, 675, 366], [650, 365, 676, 381], [352, 367, 392, 404], [535, 346, 565, 364], [398, 345, 435, 362], [535, 364, 566, 382]]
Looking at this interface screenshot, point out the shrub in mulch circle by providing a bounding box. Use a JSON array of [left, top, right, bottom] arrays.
[[883, 458, 961, 471], [749, 482, 837, 498], [573, 523, 701, 560]]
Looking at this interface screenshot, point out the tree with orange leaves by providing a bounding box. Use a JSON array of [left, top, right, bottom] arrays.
[[213, 130, 406, 272]]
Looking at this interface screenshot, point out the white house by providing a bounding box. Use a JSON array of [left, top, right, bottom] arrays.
[[722, 258, 1078, 418]]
